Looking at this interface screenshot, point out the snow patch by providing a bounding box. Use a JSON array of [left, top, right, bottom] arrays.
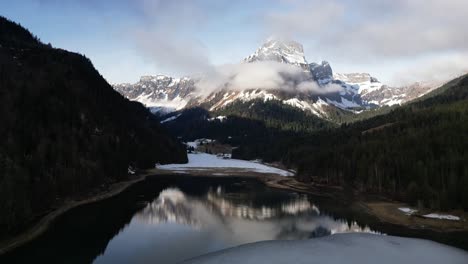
[[157, 153, 294, 177], [185, 138, 215, 149], [381, 98, 403, 106], [398, 207, 418, 215], [326, 97, 360, 109], [208, 116, 227, 122], [184, 233, 468, 264], [135, 93, 188, 111], [160, 114, 181, 124], [283, 98, 312, 111], [423, 213, 460, 221]]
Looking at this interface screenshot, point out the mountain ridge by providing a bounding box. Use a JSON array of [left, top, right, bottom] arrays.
[[113, 38, 436, 121]]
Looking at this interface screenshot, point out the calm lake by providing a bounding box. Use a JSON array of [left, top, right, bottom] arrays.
[[2, 175, 467, 263]]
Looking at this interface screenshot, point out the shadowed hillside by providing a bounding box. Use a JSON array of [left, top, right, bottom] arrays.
[[287, 75, 468, 210], [0, 16, 187, 236]]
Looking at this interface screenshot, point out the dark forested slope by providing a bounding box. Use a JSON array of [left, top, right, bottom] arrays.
[[0, 16, 187, 235], [162, 99, 333, 161], [287, 75, 468, 210]]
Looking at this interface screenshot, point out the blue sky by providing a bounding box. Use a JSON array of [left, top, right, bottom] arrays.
[[2, 0, 468, 85]]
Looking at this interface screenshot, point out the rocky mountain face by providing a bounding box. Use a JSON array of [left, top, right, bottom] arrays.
[[310, 61, 333, 84], [113, 39, 436, 121], [333, 73, 436, 106], [243, 39, 310, 71], [113, 75, 196, 114]]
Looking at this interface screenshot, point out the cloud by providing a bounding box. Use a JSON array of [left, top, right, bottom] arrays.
[[194, 61, 343, 97], [131, 0, 468, 88], [262, 0, 468, 85], [266, 1, 345, 40], [51, 0, 467, 87], [297, 81, 343, 94], [128, 0, 224, 76], [389, 53, 468, 86], [266, 0, 468, 60], [133, 29, 214, 76]]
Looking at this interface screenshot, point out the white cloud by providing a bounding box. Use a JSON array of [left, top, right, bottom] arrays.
[[264, 0, 468, 85], [91, 0, 467, 87], [129, 0, 219, 76], [194, 61, 343, 96], [267, 0, 468, 59], [389, 53, 468, 86], [266, 1, 345, 40]]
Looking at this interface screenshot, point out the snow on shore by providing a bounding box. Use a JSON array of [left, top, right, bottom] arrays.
[[423, 213, 460, 221], [398, 207, 418, 215], [157, 153, 294, 176], [183, 233, 468, 264], [185, 139, 214, 149], [398, 207, 461, 221]]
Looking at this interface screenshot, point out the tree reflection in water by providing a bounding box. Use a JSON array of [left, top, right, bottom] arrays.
[[133, 187, 378, 242]]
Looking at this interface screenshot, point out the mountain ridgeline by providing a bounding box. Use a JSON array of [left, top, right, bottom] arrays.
[[112, 30, 468, 211], [236, 74, 468, 210], [113, 38, 435, 124], [0, 16, 187, 236]]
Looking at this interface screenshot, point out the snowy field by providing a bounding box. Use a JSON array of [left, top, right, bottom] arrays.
[[183, 233, 468, 264], [157, 153, 294, 177]]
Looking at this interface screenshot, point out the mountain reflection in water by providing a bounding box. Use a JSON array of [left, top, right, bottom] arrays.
[[135, 187, 377, 238], [92, 185, 378, 264], [4, 177, 466, 264]]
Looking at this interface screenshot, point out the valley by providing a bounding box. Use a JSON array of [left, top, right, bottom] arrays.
[[1, 174, 468, 264], [1, 1, 468, 263]]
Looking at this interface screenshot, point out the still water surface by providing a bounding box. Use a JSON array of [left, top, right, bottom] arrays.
[[2, 176, 467, 264], [93, 186, 375, 263]]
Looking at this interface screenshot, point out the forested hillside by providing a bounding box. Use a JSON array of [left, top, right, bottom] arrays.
[[162, 100, 334, 161], [0, 16, 187, 236], [215, 99, 332, 132], [239, 75, 468, 210]]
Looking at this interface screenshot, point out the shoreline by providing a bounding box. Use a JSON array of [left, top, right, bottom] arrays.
[[151, 167, 468, 233], [0, 172, 152, 255], [259, 174, 468, 233], [2, 167, 467, 255]]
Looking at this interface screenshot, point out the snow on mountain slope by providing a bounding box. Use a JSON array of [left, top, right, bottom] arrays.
[[113, 39, 436, 118], [244, 39, 309, 71], [160, 114, 181, 124], [208, 89, 279, 111], [113, 75, 196, 113], [361, 82, 437, 106], [333, 73, 436, 106], [334, 72, 383, 95], [283, 98, 329, 118]]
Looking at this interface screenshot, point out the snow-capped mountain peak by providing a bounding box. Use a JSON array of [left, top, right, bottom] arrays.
[[113, 39, 437, 119], [244, 38, 309, 70]]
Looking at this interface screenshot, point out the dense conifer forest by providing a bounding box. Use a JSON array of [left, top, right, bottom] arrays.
[[0, 16, 187, 236], [235, 75, 468, 210], [161, 71, 468, 211]]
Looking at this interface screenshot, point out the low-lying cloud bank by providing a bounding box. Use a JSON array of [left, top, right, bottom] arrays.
[[193, 61, 343, 97]]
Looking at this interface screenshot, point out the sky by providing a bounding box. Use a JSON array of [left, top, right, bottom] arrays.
[[1, 0, 468, 86]]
